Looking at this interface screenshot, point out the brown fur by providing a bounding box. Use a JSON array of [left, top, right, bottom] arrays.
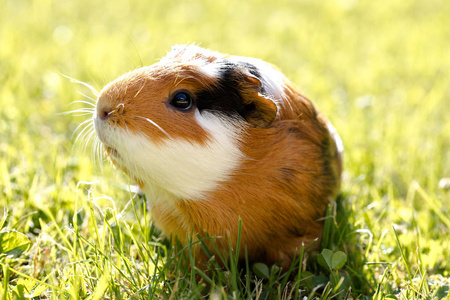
[[149, 82, 340, 269], [95, 45, 342, 269]]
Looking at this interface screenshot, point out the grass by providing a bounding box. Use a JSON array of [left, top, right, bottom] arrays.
[[1, 0, 450, 298]]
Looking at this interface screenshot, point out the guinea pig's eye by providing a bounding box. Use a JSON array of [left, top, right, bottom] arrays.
[[170, 92, 193, 110]]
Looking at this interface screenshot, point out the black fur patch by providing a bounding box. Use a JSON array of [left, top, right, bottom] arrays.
[[195, 61, 260, 119]]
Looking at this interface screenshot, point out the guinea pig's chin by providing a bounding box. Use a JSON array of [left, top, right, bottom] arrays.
[[94, 118, 118, 149], [96, 130, 108, 145]]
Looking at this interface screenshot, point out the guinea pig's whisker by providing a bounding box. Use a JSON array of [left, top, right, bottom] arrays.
[[72, 100, 96, 107], [92, 138, 99, 172], [64, 74, 106, 173], [74, 112, 94, 117], [79, 126, 95, 153], [62, 74, 99, 97], [77, 130, 95, 155], [133, 116, 172, 139], [77, 92, 97, 104], [73, 119, 95, 144], [73, 126, 92, 148], [69, 119, 95, 162], [82, 128, 96, 153], [59, 106, 95, 116], [73, 117, 94, 131], [62, 109, 95, 117], [86, 130, 98, 157], [92, 137, 104, 173], [97, 139, 104, 164]]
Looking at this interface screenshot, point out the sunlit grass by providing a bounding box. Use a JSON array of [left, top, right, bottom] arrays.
[[1, 0, 450, 298]]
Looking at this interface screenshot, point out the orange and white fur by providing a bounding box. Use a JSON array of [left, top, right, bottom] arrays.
[[94, 45, 343, 269]]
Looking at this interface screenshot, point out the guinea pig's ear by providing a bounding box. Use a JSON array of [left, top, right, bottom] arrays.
[[235, 69, 278, 128]]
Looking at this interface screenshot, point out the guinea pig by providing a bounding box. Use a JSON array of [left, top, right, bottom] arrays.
[[93, 44, 343, 269]]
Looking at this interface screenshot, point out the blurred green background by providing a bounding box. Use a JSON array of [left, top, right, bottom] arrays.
[[1, 0, 450, 296], [2, 0, 449, 185]]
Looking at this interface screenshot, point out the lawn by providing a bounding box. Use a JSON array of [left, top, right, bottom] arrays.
[[1, 0, 449, 299]]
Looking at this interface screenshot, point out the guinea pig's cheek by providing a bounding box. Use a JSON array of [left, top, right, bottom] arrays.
[[94, 117, 109, 143], [94, 118, 125, 161], [96, 128, 108, 145], [94, 109, 245, 201]]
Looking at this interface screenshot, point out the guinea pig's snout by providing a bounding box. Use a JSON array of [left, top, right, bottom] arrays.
[[97, 107, 112, 121], [96, 103, 125, 121], [97, 104, 113, 121]]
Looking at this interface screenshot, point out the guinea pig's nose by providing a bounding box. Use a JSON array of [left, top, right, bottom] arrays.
[[97, 104, 113, 121]]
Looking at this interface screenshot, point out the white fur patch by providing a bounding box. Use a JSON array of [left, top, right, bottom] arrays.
[[94, 111, 244, 203], [326, 122, 344, 154], [198, 62, 221, 79], [160, 44, 222, 79]]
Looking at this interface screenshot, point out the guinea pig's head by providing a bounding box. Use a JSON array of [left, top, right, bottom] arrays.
[[94, 44, 283, 201]]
